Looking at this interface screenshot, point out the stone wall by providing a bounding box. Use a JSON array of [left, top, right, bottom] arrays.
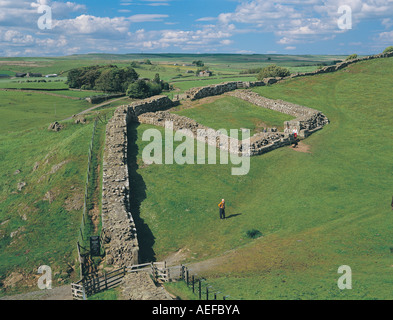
[[102, 95, 174, 267], [102, 107, 139, 267], [138, 110, 297, 157], [180, 80, 268, 101], [286, 50, 393, 80], [180, 51, 393, 102], [227, 90, 329, 139], [86, 93, 125, 104]]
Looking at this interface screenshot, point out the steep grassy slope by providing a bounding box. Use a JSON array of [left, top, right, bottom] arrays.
[[0, 90, 114, 296], [132, 57, 393, 299]]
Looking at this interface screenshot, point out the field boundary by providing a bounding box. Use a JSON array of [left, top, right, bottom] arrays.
[[71, 262, 230, 300]]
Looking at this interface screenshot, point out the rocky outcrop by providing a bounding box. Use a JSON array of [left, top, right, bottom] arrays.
[[48, 122, 63, 132]]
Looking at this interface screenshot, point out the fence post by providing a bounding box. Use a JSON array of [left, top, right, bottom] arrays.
[[206, 286, 209, 301], [199, 279, 202, 300], [186, 269, 189, 287], [82, 285, 87, 301], [192, 276, 195, 294], [167, 263, 171, 282]]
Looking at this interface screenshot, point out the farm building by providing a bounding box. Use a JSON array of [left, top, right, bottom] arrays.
[[45, 74, 58, 78], [27, 72, 43, 77], [15, 73, 27, 78], [199, 70, 212, 77], [0, 74, 10, 78]]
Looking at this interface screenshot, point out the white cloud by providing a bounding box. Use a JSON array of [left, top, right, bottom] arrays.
[[378, 30, 393, 43], [2, 0, 393, 56], [216, 0, 393, 45]]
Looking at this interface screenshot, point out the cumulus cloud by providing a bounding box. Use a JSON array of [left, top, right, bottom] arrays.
[[2, 0, 393, 56], [217, 0, 393, 45]]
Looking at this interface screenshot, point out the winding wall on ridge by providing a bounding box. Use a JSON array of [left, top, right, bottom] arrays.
[[101, 51, 393, 268]]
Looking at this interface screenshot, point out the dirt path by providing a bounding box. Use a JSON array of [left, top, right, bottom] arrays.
[[0, 285, 73, 300], [62, 96, 128, 121], [289, 141, 312, 154]]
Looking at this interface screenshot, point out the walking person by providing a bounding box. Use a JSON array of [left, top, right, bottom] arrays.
[[391, 196, 393, 211], [292, 128, 299, 148], [218, 199, 226, 220]]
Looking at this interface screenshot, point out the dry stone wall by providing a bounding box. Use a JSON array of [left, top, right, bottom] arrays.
[[179, 80, 267, 101], [102, 95, 173, 267], [138, 111, 301, 156], [227, 91, 329, 139], [180, 51, 393, 101], [286, 50, 393, 79]]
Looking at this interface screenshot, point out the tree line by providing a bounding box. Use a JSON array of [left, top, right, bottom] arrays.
[[66, 65, 171, 99]]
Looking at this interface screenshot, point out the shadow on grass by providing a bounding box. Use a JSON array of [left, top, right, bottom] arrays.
[[225, 213, 242, 220], [127, 122, 156, 263]]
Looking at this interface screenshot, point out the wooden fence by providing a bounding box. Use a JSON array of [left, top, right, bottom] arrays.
[[71, 261, 231, 300], [76, 119, 100, 278], [71, 262, 184, 300]]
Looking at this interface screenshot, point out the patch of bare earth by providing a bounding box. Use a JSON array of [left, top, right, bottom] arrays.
[[290, 141, 312, 154], [64, 189, 84, 212]]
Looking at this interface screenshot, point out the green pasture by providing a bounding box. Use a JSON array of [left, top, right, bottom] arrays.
[[0, 91, 90, 133]]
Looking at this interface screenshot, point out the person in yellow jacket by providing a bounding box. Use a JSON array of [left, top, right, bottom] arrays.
[[218, 199, 226, 220]]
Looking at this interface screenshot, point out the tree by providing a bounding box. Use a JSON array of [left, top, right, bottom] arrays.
[[192, 60, 204, 67], [345, 54, 358, 61], [383, 46, 393, 54], [257, 65, 290, 80], [127, 80, 151, 99], [153, 73, 161, 84], [67, 65, 139, 93], [66, 68, 84, 88]]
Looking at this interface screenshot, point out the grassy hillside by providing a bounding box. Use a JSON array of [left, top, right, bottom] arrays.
[[131, 56, 393, 299], [0, 121, 92, 295], [0, 91, 91, 134], [0, 81, 115, 295]]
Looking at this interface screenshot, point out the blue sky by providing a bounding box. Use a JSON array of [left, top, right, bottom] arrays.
[[0, 0, 392, 56]]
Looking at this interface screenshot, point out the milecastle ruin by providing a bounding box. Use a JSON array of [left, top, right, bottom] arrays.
[[101, 50, 393, 267], [101, 84, 329, 267]]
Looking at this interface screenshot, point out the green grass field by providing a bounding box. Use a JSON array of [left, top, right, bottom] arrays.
[[0, 121, 93, 295], [0, 90, 91, 133], [0, 75, 116, 295], [173, 96, 294, 134], [0, 53, 345, 95], [130, 56, 393, 300]]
